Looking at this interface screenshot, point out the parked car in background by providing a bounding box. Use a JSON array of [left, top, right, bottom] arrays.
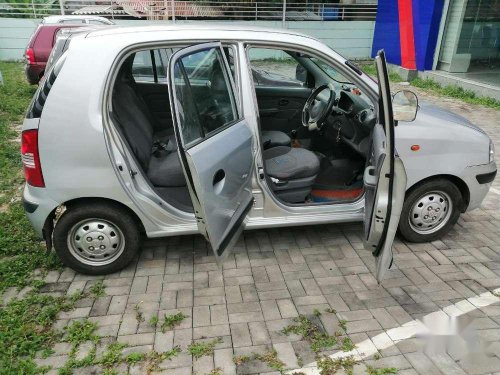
[[41, 15, 114, 25], [25, 24, 84, 84], [21, 26, 496, 281]]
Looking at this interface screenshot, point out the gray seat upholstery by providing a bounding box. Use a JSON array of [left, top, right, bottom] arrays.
[[148, 151, 186, 187], [261, 130, 291, 149], [263, 146, 320, 203], [112, 54, 184, 189], [264, 146, 320, 180]]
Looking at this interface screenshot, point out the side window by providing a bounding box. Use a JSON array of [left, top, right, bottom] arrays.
[[248, 48, 307, 87], [132, 50, 154, 82], [173, 47, 238, 147], [131, 49, 167, 83]]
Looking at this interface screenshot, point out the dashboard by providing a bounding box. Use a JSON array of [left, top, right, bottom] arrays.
[[323, 87, 376, 157]]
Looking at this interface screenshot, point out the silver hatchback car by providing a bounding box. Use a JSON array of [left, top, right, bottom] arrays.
[[22, 25, 496, 282]]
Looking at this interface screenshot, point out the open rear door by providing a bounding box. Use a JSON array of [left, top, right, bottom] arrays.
[[168, 42, 254, 264], [363, 50, 408, 283]]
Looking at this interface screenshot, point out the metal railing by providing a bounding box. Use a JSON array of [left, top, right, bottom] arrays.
[[0, 1, 377, 21]]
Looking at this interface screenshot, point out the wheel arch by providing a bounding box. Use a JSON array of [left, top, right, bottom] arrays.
[[406, 174, 470, 213], [43, 197, 146, 244]]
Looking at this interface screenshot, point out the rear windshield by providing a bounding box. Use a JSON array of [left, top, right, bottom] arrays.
[[26, 54, 66, 118]]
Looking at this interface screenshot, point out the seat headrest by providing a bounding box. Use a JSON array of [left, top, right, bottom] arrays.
[[116, 53, 136, 86]]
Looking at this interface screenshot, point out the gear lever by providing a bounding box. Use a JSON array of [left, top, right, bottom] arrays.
[[290, 128, 301, 148]]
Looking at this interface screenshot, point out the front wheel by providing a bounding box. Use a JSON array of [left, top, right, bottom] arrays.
[[398, 179, 462, 243], [53, 202, 141, 274]]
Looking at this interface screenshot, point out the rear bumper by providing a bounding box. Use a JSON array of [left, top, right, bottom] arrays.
[[23, 184, 59, 239], [23, 196, 38, 213], [464, 161, 497, 211]]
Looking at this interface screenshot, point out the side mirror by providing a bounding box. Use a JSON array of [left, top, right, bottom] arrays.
[[295, 64, 307, 83], [393, 90, 418, 122]]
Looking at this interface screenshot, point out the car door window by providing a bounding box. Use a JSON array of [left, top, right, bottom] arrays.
[[173, 47, 238, 147], [248, 47, 306, 87], [132, 49, 167, 83]]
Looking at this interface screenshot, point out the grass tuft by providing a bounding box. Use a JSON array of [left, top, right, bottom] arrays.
[[367, 365, 398, 374], [282, 315, 337, 353], [316, 355, 358, 375], [161, 311, 188, 333], [233, 354, 251, 366], [253, 349, 286, 373], [65, 319, 99, 350], [149, 314, 159, 328], [411, 77, 500, 109], [187, 338, 223, 359], [359, 60, 500, 110], [0, 293, 80, 374], [89, 280, 105, 298]]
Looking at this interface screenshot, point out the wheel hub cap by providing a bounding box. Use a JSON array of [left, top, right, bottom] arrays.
[[409, 191, 452, 234], [68, 219, 124, 265]]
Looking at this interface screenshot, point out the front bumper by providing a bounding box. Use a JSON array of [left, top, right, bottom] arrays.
[[476, 170, 497, 184], [463, 161, 497, 211]]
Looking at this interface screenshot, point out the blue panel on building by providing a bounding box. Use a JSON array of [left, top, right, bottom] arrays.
[[371, 1, 401, 66], [412, 0, 444, 70]]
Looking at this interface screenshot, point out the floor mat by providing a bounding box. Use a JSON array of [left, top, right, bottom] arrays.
[[311, 184, 364, 202], [311, 158, 364, 202]]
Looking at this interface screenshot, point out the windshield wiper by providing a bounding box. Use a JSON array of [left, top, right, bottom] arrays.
[[345, 60, 363, 76]]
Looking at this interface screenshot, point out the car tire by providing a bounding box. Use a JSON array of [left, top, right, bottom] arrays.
[[53, 202, 140, 275], [398, 179, 462, 243]]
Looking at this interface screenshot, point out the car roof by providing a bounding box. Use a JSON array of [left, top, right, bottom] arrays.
[[58, 24, 114, 35], [85, 24, 316, 42]]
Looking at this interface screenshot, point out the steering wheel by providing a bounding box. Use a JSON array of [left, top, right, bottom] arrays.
[[302, 84, 336, 130]]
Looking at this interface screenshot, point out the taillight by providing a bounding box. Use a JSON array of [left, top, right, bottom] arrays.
[[26, 47, 35, 65], [21, 129, 45, 187]]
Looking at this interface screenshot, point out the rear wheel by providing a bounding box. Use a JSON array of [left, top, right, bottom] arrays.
[[53, 202, 140, 274], [398, 179, 462, 243]]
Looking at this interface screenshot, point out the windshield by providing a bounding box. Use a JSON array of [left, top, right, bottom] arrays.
[[309, 57, 350, 84]]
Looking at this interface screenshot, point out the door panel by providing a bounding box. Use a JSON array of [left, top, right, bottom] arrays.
[[185, 123, 254, 256], [168, 42, 254, 264], [363, 50, 407, 283], [255, 86, 311, 134]]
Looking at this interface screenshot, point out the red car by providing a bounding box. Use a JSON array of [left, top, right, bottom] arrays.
[[24, 24, 83, 84]]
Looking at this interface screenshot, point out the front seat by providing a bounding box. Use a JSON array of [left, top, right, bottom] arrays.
[[261, 130, 291, 149], [264, 146, 320, 203]]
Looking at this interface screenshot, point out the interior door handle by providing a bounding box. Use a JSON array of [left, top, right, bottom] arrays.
[[213, 169, 226, 186], [278, 99, 289, 107]]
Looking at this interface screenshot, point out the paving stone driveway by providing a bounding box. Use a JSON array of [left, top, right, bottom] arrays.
[[34, 93, 500, 374]]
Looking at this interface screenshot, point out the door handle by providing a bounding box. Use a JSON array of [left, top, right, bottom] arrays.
[[278, 99, 289, 107], [213, 169, 226, 186]]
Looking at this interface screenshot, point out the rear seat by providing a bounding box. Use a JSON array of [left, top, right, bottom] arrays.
[[112, 54, 185, 188]]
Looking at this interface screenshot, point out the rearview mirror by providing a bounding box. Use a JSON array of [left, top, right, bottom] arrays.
[[393, 90, 418, 122]]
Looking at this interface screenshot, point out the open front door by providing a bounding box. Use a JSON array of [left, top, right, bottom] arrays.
[[363, 50, 408, 283], [168, 42, 254, 264]]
